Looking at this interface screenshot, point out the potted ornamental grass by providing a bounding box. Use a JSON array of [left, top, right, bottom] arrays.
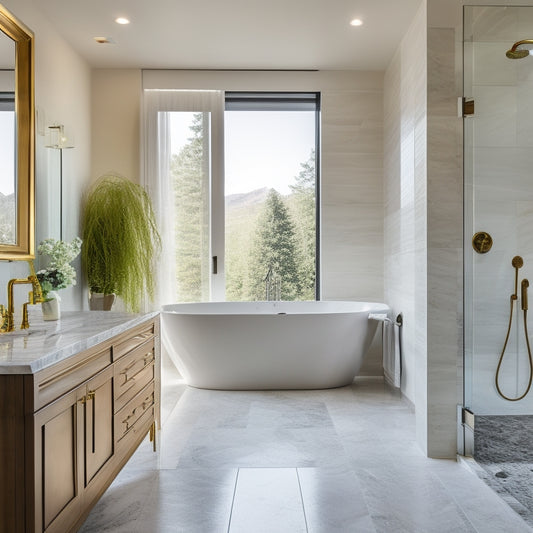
[[36, 237, 82, 320], [81, 172, 161, 312]]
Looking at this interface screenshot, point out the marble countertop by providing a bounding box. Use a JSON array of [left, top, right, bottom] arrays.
[[0, 310, 159, 374]]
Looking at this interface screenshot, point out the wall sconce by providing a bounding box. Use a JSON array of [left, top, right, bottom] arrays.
[[45, 123, 74, 149], [45, 124, 74, 239]]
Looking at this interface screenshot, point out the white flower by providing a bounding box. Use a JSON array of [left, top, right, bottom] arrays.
[[37, 237, 82, 299]]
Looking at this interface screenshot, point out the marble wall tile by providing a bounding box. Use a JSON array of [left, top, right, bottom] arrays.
[[424, 20, 464, 457], [472, 85, 517, 147], [469, 6, 519, 42], [472, 42, 518, 87], [384, 1, 432, 454], [320, 81, 384, 376], [468, 39, 521, 87]]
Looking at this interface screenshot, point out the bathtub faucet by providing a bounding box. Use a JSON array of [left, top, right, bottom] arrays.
[[264, 266, 281, 301]]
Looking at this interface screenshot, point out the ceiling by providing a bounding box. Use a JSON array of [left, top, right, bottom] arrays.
[[37, 0, 422, 71]]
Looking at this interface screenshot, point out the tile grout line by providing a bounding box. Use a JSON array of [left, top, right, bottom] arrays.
[[296, 468, 309, 533], [429, 466, 484, 533], [227, 468, 240, 533]]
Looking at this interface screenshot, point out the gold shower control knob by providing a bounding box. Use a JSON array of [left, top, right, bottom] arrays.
[[472, 231, 493, 254]]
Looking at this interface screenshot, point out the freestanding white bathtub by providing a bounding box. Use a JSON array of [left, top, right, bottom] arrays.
[[161, 301, 390, 390]]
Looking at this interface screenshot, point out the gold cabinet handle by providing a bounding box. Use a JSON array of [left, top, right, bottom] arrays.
[[123, 375, 136, 385], [120, 351, 153, 374], [119, 361, 137, 375], [77, 390, 96, 404]]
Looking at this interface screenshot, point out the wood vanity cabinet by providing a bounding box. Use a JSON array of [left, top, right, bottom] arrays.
[[0, 316, 160, 533]]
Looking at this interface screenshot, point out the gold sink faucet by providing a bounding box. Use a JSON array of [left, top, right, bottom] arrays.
[[0, 260, 45, 333]]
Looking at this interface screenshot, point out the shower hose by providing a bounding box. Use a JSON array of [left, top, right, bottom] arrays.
[[495, 256, 533, 401]]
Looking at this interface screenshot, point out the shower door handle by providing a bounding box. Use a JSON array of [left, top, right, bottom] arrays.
[[212, 256, 218, 274]]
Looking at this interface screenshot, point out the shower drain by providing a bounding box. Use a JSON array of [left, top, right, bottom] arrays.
[[495, 471, 509, 479]]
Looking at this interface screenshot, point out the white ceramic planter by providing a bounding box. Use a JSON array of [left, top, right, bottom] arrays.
[[89, 292, 116, 311], [41, 298, 60, 321]]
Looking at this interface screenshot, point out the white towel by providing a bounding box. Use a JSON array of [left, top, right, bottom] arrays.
[[382, 320, 401, 388]]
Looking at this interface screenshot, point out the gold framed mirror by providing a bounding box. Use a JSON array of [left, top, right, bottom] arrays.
[[0, 5, 34, 259]]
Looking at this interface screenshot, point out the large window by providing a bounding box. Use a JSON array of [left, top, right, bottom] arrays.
[[146, 90, 319, 304], [224, 93, 319, 301]]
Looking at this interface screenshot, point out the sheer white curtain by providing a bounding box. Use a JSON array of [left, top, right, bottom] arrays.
[[141, 89, 225, 310]]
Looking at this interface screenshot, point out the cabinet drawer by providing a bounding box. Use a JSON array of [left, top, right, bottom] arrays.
[[34, 347, 112, 410], [114, 338, 154, 409], [115, 382, 154, 443], [113, 323, 155, 362]]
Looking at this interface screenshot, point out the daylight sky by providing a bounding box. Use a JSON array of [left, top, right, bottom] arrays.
[[0, 111, 14, 195], [170, 110, 315, 196]]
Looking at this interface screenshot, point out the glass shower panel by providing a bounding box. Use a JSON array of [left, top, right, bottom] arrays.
[[464, 6, 533, 416]]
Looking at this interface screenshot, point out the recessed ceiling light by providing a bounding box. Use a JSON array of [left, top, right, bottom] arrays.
[[350, 19, 363, 27], [115, 17, 130, 25], [94, 37, 116, 44]]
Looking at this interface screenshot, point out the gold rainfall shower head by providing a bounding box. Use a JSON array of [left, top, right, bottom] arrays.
[[506, 39, 533, 59]]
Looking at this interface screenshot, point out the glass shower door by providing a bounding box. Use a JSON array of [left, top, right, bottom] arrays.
[[464, 5, 533, 416]]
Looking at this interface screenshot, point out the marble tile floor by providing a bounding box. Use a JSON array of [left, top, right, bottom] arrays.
[[79, 358, 532, 532]]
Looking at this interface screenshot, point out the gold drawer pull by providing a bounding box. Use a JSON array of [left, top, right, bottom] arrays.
[[121, 356, 153, 384], [119, 352, 153, 376], [78, 390, 96, 404], [121, 393, 154, 430], [120, 360, 139, 375]]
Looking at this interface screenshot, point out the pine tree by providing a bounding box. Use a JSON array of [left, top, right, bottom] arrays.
[[171, 113, 210, 302], [289, 150, 316, 300], [246, 189, 303, 300]]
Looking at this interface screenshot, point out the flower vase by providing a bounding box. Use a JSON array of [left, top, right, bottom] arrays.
[[41, 298, 60, 321]]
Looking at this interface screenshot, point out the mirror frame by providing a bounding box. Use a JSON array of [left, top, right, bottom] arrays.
[[0, 5, 34, 260]]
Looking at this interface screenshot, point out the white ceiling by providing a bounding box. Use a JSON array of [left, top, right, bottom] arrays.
[[37, 0, 422, 71]]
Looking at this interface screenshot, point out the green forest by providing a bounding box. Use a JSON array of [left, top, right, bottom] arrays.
[[172, 113, 316, 302]]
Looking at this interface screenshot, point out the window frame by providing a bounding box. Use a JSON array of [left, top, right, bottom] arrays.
[[224, 91, 321, 300]]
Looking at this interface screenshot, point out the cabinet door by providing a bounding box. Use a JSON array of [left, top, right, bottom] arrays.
[[33, 386, 84, 533], [84, 365, 114, 486]]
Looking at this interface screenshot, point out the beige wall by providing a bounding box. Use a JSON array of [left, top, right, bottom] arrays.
[[0, 0, 91, 311], [91, 70, 142, 182]]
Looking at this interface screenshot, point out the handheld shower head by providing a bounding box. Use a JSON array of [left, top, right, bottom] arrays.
[[506, 39, 533, 59], [523, 279, 530, 311]]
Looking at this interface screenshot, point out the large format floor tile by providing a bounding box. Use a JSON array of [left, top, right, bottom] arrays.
[[80, 358, 532, 532]]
